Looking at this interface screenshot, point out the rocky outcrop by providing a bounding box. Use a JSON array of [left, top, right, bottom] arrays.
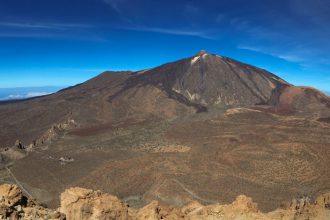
[[316, 193, 330, 209], [0, 184, 64, 220], [13, 140, 25, 150], [0, 184, 23, 207], [59, 187, 130, 220], [32, 118, 77, 148], [1, 184, 330, 219], [58, 187, 330, 220]]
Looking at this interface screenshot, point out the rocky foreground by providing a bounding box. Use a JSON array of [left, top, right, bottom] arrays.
[[0, 184, 330, 220]]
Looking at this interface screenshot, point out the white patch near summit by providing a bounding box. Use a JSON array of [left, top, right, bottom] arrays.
[[191, 56, 200, 65]]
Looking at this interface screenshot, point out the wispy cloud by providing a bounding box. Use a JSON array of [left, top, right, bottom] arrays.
[[102, 0, 132, 24], [103, 0, 121, 13], [0, 27, 106, 41], [0, 22, 92, 30], [229, 6, 330, 66], [0, 32, 63, 38], [119, 26, 216, 39], [276, 54, 304, 63], [0, 32, 106, 41], [237, 45, 305, 63], [0, 21, 97, 39], [102, 0, 213, 39]]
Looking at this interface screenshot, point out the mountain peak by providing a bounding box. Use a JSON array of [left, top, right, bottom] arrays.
[[195, 50, 208, 56], [191, 50, 210, 64]]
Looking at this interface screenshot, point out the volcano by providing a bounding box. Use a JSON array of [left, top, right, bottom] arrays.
[[0, 51, 329, 211]]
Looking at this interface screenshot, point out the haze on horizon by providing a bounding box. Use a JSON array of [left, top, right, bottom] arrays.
[[0, 0, 330, 98]]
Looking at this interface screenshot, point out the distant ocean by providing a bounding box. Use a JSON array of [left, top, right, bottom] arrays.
[[0, 86, 65, 101]]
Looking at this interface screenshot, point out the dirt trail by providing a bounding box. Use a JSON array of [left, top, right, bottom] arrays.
[[172, 178, 218, 204], [5, 166, 34, 200]]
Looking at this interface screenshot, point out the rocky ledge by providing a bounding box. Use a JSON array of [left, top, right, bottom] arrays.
[[0, 184, 330, 220]]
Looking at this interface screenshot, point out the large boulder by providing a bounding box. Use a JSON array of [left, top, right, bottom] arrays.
[[0, 184, 23, 207], [60, 187, 130, 220], [0, 184, 64, 220]]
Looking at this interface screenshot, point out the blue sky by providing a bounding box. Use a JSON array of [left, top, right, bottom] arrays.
[[0, 0, 329, 94]]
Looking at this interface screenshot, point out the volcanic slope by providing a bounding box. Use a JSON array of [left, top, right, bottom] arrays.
[[0, 50, 295, 148], [0, 51, 329, 212]]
